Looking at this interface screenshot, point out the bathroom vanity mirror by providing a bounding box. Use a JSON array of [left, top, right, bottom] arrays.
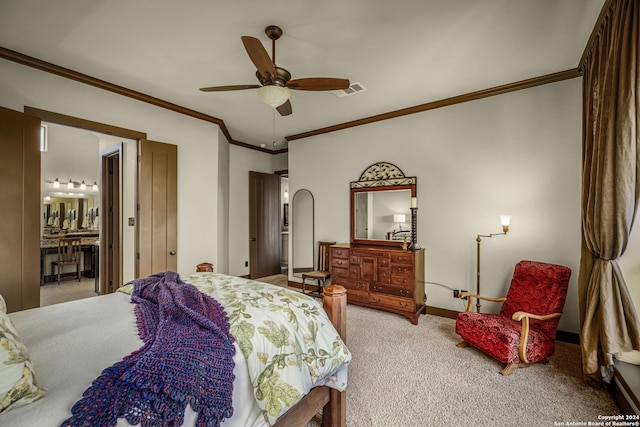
[[43, 196, 96, 231]]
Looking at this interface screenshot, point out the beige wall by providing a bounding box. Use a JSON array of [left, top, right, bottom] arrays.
[[289, 78, 586, 332], [0, 59, 224, 276]]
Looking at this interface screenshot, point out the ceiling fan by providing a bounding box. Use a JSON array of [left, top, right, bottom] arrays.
[[199, 25, 350, 116]]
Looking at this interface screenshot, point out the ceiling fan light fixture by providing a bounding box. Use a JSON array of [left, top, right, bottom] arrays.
[[257, 85, 290, 108]]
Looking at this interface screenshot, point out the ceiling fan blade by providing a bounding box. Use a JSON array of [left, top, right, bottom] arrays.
[[276, 99, 292, 116], [241, 36, 276, 80], [199, 84, 261, 92], [286, 78, 350, 91]]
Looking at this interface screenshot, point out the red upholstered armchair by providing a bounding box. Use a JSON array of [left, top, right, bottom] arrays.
[[455, 260, 571, 375]]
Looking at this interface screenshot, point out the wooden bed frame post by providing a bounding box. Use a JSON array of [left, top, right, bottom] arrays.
[[321, 285, 347, 427]]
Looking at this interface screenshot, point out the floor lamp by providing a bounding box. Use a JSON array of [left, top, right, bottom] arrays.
[[475, 215, 511, 312]]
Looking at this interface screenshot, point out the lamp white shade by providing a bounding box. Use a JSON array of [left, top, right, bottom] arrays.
[[500, 215, 512, 226], [52, 178, 60, 189], [411, 197, 417, 208], [92, 181, 99, 191], [257, 85, 291, 108], [393, 214, 406, 223], [67, 179, 74, 189]]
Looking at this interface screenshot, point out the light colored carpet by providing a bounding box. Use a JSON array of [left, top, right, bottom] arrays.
[[344, 304, 619, 427], [257, 275, 620, 426]]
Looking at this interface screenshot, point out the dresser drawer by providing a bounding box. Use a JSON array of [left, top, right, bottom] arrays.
[[391, 253, 413, 265], [372, 283, 413, 298], [332, 277, 368, 292], [369, 293, 416, 313], [332, 257, 349, 269], [377, 267, 391, 283], [390, 275, 413, 287], [391, 264, 413, 275], [347, 289, 369, 305], [377, 257, 390, 268], [349, 265, 361, 279], [331, 248, 349, 259], [332, 267, 349, 278]]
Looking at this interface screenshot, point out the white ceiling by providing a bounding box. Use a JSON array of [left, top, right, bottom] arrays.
[[0, 0, 605, 150]]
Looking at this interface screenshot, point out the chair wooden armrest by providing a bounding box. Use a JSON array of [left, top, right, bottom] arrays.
[[458, 292, 506, 312], [511, 311, 562, 322], [511, 311, 562, 363]]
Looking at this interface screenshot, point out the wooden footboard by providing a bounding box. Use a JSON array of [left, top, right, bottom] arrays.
[[273, 284, 347, 427]]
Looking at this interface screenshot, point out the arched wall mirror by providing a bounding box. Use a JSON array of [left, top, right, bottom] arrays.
[[351, 162, 417, 247], [291, 189, 314, 278]]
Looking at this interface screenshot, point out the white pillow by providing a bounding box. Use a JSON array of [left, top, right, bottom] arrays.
[[0, 294, 46, 413]]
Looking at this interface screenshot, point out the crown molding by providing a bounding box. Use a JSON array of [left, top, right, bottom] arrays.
[[1, 45, 582, 155], [286, 68, 582, 142]]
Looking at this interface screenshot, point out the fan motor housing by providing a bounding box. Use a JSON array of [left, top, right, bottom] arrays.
[[256, 67, 291, 86]]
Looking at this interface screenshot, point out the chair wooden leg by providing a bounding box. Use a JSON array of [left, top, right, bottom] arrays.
[[456, 340, 469, 348], [500, 363, 530, 376], [52, 263, 60, 285]]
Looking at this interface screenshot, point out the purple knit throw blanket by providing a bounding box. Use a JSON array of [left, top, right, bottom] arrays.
[[61, 271, 235, 427]]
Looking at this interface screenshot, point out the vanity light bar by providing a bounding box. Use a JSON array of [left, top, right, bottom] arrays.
[[48, 179, 99, 191]]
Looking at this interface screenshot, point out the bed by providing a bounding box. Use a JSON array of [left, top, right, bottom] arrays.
[[0, 270, 350, 427]]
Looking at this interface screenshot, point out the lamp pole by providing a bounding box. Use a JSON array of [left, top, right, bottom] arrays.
[[475, 216, 511, 312]]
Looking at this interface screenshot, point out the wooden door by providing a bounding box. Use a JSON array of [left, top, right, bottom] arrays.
[[249, 171, 281, 279], [0, 107, 41, 312], [137, 139, 177, 277], [100, 147, 121, 293]]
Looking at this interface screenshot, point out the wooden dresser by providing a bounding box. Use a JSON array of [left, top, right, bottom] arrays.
[[330, 244, 425, 324]]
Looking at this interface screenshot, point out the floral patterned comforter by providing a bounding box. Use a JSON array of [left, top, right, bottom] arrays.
[[119, 272, 351, 425]]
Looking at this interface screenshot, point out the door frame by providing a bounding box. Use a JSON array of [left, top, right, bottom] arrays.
[[24, 107, 146, 293], [100, 145, 122, 294], [249, 171, 281, 279]]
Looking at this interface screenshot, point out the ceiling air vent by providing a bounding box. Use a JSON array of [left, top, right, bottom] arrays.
[[332, 82, 366, 98]]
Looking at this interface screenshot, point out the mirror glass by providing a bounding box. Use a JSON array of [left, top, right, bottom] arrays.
[[354, 189, 412, 240], [350, 162, 416, 247], [43, 196, 97, 233], [292, 189, 314, 278]]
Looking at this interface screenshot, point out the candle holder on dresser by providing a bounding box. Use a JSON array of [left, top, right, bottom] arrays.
[[408, 205, 420, 251]]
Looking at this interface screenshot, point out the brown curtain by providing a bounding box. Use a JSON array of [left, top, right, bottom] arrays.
[[579, 0, 640, 387]]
